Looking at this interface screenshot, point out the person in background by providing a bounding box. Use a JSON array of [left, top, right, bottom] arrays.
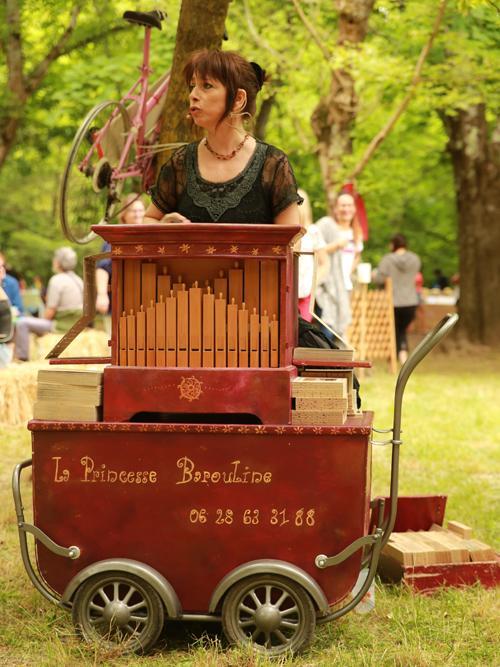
[[296, 189, 328, 322], [0, 263, 14, 367], [14, 247, 83, 361], [0, 251, 24, 316], [373, 233, 421, 365], [95, 194, 146, 321], [432, 268, 449, 290], [315, 192, 363, 339]]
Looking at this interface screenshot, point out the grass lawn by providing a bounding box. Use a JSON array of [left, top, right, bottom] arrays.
[[0, 349, 498, 666]]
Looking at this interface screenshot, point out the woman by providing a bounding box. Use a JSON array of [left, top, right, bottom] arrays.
[[145, 50, 301, 225], [373, 233, 421, 365], [315, 192, 363, 339], [296, 189, 327, 321], [14, 247, 83, 361]]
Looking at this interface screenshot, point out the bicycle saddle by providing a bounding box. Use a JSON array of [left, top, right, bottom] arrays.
[[123, 10, 166, 30]]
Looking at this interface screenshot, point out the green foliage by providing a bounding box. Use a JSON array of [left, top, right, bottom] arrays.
[[0, 0, 498, 287]]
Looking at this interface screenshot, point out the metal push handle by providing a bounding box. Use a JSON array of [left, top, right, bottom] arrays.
[[392, 312, 458, 442], [379, 312, 458, 546], [12, 459, 80, 607]]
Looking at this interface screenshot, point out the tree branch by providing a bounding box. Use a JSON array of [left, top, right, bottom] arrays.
[[25, 5, 81, 94], [350, 0, 448, 180], [243, 0, 284, 64], [291, 0, 332, 63]]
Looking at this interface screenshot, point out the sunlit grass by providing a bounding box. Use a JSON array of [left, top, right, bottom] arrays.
[[0, 349, 498, 665]]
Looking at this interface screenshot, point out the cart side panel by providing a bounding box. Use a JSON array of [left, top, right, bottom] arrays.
[[32, 419, 372, 613]]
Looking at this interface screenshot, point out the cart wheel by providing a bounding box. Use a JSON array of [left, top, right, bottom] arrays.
[[59, 100, 131, 244], [72, 571, 164, 654], [222, 574, 316, 656]]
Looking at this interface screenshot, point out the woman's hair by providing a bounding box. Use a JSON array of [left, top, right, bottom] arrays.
[[391, 233, 408, 250], [119, 193, 144, 224], [297, 189, 313, 228], [184, 49, 266, 120], [54, 247, 77, 271]]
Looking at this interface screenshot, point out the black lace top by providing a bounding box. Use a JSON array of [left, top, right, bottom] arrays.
[[148, 141, 302, 224]]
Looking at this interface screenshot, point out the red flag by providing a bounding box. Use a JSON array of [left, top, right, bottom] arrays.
[[341, 182, 369, 241]]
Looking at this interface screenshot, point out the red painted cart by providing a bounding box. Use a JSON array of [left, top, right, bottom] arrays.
[[12, 224, 458, 656]]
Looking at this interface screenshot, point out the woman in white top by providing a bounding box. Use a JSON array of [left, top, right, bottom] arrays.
[[315, 193, 363, 337], [296, 190, 327, 321]]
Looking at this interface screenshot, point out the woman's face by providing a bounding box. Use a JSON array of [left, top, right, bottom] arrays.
[[188, 73, 227, 130], [123, 200, 145, 225]]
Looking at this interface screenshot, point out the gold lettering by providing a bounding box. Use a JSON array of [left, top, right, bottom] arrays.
[[175, 456, 272, 486], [119, 470, 128, 483], [149, 471, 157, 483], [80, 456, 95, 482], [176, 457, 194, 485], [52, 456, 69, 483]]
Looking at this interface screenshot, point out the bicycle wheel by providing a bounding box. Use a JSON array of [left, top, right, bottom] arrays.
[[60, 100, 132, 244]]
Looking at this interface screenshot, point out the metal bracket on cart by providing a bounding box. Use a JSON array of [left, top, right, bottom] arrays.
[[370, 426, 403, 447], [12, 459, 80, 606]]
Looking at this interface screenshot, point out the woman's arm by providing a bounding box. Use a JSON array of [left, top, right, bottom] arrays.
[[144, 203, 190, 224], [95, 268, 110, 315], [274, 203, 300, 225], [315, 247, 329, 284]]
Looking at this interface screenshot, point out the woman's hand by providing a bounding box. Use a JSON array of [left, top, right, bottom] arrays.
[[161, 212, 191, 224]]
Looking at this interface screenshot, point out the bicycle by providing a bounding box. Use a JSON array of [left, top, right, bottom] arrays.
[[60, 9, 180, 245]]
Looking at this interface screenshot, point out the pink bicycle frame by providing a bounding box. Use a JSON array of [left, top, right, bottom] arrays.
[[80, 26, 170, 182]]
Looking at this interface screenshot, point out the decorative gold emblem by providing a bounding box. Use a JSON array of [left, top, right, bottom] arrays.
[[275, 426, 285, 435], [272, 245, 283, 255], [230, 245, 239, 254], [135, 245, 144, 253], [251, 247, 259, 256], [112, 247, 123, 255], [180, 243, 191, 253], [206, 245, 217, 255], [178, 375, 203, 402], [157, 246, 166, 254]]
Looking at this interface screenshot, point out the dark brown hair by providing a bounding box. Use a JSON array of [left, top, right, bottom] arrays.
[[183, 49, 265, 120], [391, 233, 408, 250]]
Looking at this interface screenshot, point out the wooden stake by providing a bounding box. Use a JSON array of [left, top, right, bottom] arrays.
[[141, 262, 157, 310], [136, 305, 146, 366], [215, 292, 227, 367], [250, 307, 260, 367], [238, 302, 249, 368], [156, 295, 166, 366], [202, 286, 214, 367], [270, 314, 279, 367], [119, 310, 127, 366], [146, 300, 156, 366], [244, 259, 260, 314], [214, 270, 228, 301], [227, 297, 238, 368], [157, 265, 171, 301], [177, 287, 188, 366], [189, 281, 202, 367], [228, 262, 243, 307], [260, 310, 269, 368], [166, 289, 177, 366], [127, 309, 136, 366]]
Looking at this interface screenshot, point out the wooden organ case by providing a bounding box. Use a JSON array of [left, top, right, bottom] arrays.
[[99, 223, 303, 424]]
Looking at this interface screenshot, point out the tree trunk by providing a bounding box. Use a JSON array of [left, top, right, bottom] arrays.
[[442, 105, 500, 345], [156, 0, 231, 169], [311, 0, 375, 204]]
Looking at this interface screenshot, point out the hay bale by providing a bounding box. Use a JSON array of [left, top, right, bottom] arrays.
[[30, 328, 110, 360], [0, 329, 110, 426], [0, 362, 41, 426]]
